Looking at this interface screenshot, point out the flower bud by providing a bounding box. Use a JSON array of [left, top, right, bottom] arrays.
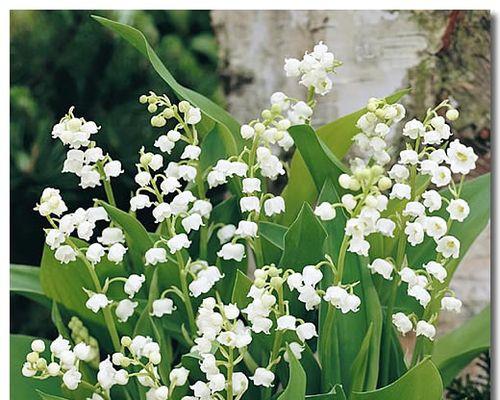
[[121, 336, 132, 347], [338, 174, 352, 189], [254, 123, 266, 134], [271, 103, 281, 114], [378, 177, 392, 191], [370, 165, 384, 178], [375, 108, 386, 119], [140, 152, 153, 167], [254, 278, 266, 288], [27, 352, 39, 363], [147, 103, 158, 113], [163, 108, 175, 119], [139, 95, 148, 104], [267, 266, 280, 277], [270, 276, 284, 289], [36, 358, 47, 371], [178, 100, 191, 113], [349, 178, 361, 191], [151, 115, 166, 127], [367, 99, 378, 112], [261, 109, 272, 120], [446, 109, 459, 121]]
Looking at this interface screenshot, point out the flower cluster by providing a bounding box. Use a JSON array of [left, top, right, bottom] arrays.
[[22, 336, 94, 391], [284, 41, 341, 96], [53, 107, 124, 189]]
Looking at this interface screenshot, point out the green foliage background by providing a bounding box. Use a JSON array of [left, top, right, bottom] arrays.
[[10, 10, 223, 336]]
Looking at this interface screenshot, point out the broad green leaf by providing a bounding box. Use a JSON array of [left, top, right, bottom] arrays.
[[10, 335, 64, 399], [36, 391, 69, 400], [10, 264, 50, 307], [350, 324, 374, 394], [351, 358, 443, 400], [231, 270, 253, 309], [377, 325, 407, 387], [92, 16, 242, 159], [432, 305, 490, 386], [280, 89, 410, 225], [301, 343, 322, 395], [317, 179, 382, 393], [259, 221, 287, 250], [259, 221, 287, 265], [305, 385, 347, 400], [288, 124, 347, 194], [277, 347, 307, 400], [279, 203, 327, 269]]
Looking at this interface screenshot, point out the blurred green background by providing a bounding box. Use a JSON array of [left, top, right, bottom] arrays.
[[10, 10, 224, 336]]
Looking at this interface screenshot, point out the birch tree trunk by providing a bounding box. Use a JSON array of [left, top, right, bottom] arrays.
[[211, 10, 490, 333]]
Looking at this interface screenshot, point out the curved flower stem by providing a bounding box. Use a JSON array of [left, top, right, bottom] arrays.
[[95, 161, 117, 207]]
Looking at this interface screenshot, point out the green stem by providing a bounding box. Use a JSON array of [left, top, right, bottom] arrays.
[[195, 164, 208, 259], [262, 286, 285, 400], [176, 252, 197, 336], [226, 348, 234, 400], [95, 161, 117, 207]]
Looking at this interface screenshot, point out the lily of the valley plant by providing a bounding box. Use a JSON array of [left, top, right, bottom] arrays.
[[14, 16, 490, 400]]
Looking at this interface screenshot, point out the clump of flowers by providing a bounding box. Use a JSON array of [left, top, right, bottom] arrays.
[[20, 27, 485, 400]]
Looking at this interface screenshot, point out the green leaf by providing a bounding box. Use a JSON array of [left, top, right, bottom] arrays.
[[432, 305, 490, 386], [10, 264, 50, 307], [92, 15, 242, 158], [288, 124, 347, 194], [349, 324, 374, 394], [36, 391, 69, 400], [231, 270, 253, 309], [10, 335, 64, 399], [279, 203, 327, 269], [259, 221, 287, 265], [305, 385, 347, 400], [350, 357, 443, 400], [259, 221, 287, 250], [280, 89, 410, 225], [277, 347, 307, 400]]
